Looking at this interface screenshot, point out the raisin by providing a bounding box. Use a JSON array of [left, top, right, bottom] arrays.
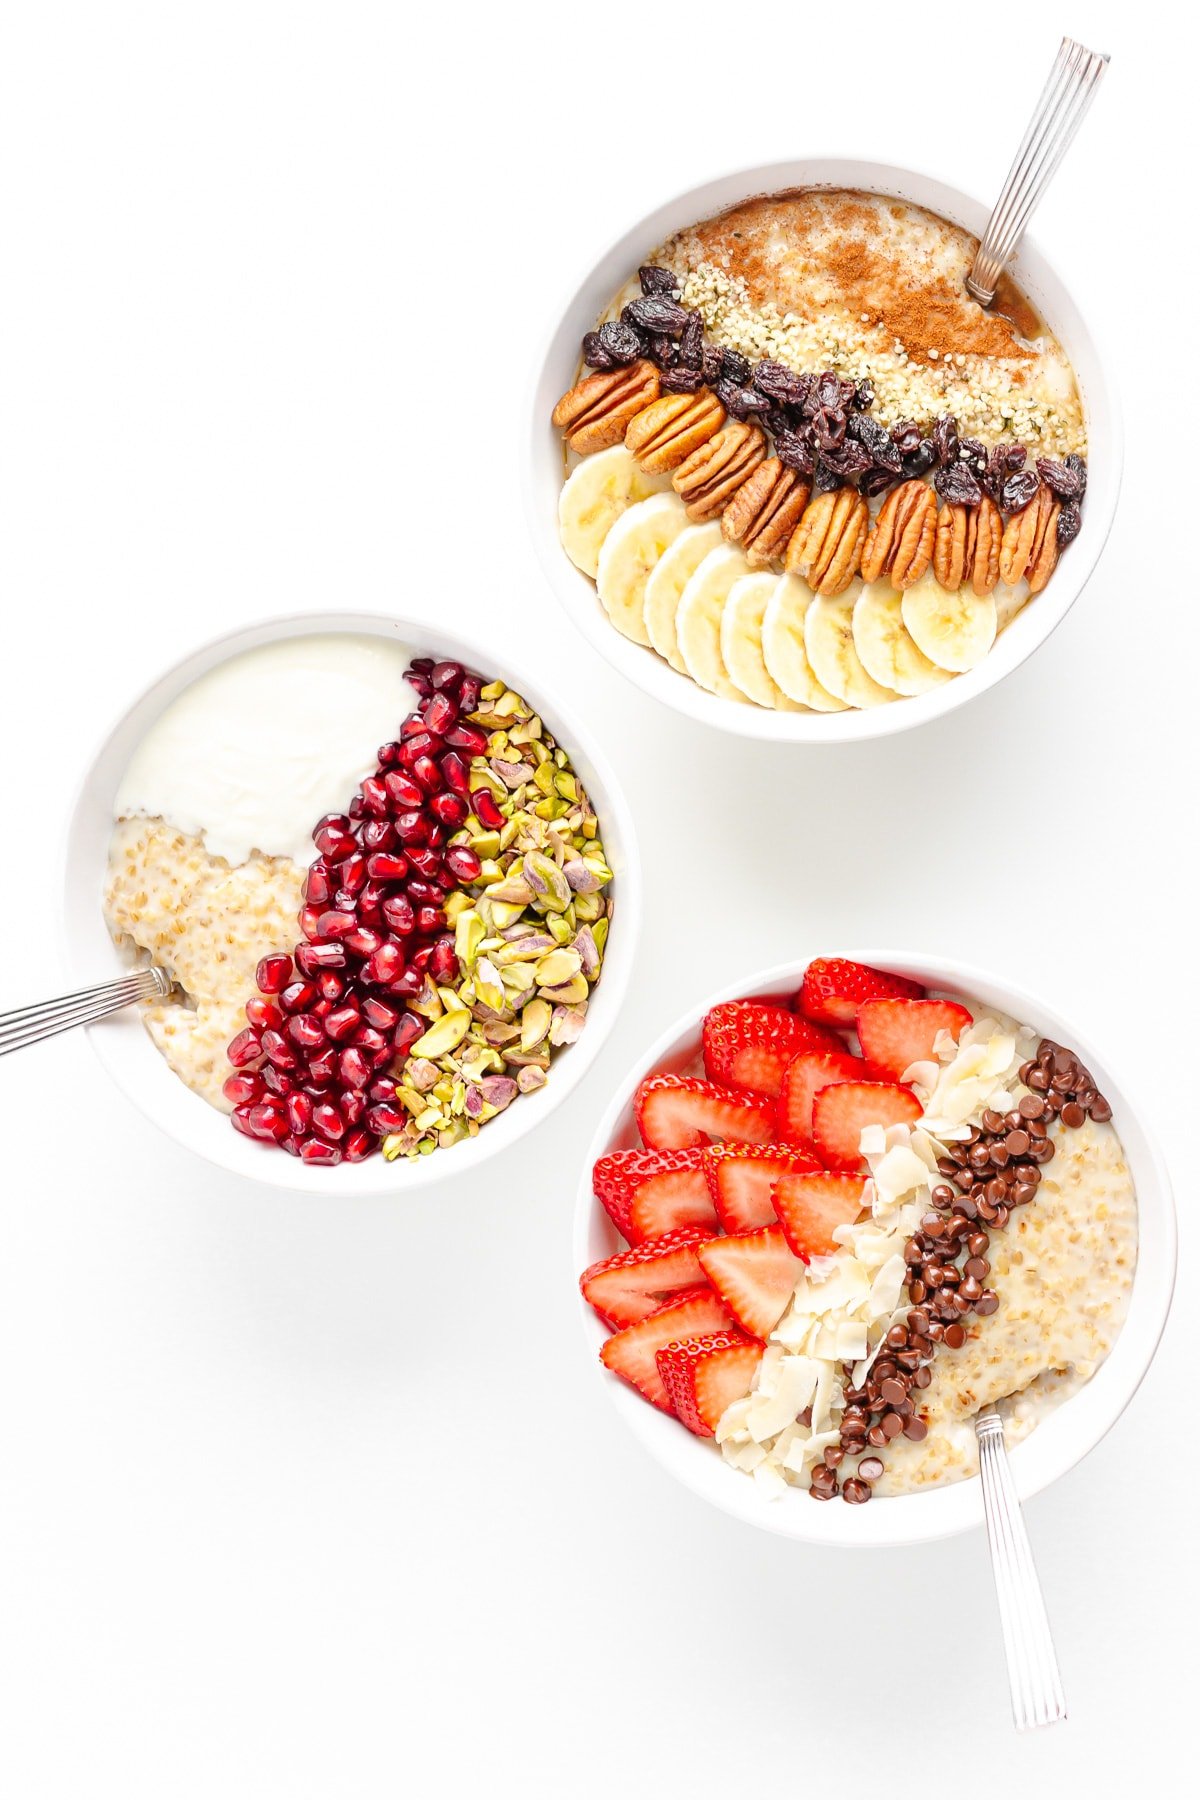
[[860, 465, 899, 498], [932, 415, 959, 468], [891, 421, 923, 458], [701, 344, 724, 387], [678, 312, 704, 369], [812, 407, 847, 453], [813, 372, 846, 414], [752, 359, 809, 406], [660, 366, 704, 394], [934, 463, 983, 507], [638, 265, 679, 297], [721, 383, 772, 420], [853, 378, 875, 412], [720, 348, 751, 386], [773, 427, 815, 476], [848, 413, 902, 472], [813, 460, 842, 493], [821, 439, 873, 479], [595, 320, 643, 366], [581, 332, 616, 371], [960, 437, 989, 477], [646, 333, 677, 369], [901, 440, 937, 480], [1036, 456, 1083, 500], [622, 296, 689, 336], [1065, 453, 1088, 500], [1057, 503, 1082, 548], [1001, 470, 1040, 512]]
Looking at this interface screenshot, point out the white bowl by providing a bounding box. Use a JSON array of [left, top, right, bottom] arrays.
[[64, 609, 640, 1194], [527, 158, 1121, 743], [574, 953, 1175, 1547]]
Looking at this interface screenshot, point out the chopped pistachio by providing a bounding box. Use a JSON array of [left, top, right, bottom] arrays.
[[534, 947, 582, 988], [410, 1010, 472, 1059], [473, 957, 506, 1013], [454, 908, 486, 967], [444, 890, 474, 926], [553, 771, 578, 801], [592, 917, 609, 957], [480, 679, 505, 701], [538, 974, 590, 1005], [469, 830, 502, 858], [520, 998, 552, 1053]]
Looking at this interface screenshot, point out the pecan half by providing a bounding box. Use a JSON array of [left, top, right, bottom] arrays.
[[672, 421, 767, 520], [551, 360, 660, 456], [860, 479, 937, 589], [934, 494, 1002, 595], [721, 458, 812, 569], [784, 487, 868, 596], [999, 483, 1060, 591], [624, 388, 725, 473]]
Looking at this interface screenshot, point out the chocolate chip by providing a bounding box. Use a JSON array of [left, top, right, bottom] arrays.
[[903, 1416, 928, 1442], [879, 1377, 907, 1408], [859, 1456, 885, 1481], [1005, 1130, 1031, 1157], [975, 1291, 1000, 1316], [881, 1412, 904, 1439], [842, 1478, 872, 1505], [1061, 1101, 1086, 1129], [964, 1256, 990, 1280], [1090, 1096, 1113, 1123], [943, 1323, 967, 1349]]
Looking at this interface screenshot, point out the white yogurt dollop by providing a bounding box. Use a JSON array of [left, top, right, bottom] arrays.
[[115, 634, 419, 866]]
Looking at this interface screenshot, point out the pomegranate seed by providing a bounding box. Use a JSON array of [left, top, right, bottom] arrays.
[[314, 824, 357, 862], [314, 997, 334, 1018], [280, 979, 319, 1013], [366, 851, 409, 881], [358, 879, 386, 914], [377, 741, 402, 767], [248, 1101, 289, 1142], [430, 790, 468, 829], [340, 853, 368, 894], [410, 945, 433, 972], [296, 941, 346, 974], [299, 904, 322, 938], [384, 770, 424, 810], [246, 997, 282, 1032], [304, 865, 332, 906], [355, 1024, 389, 1059], [408, 673, 432, 700], [445, 844, 482, 884], [367, 942, 405, 985], [281, 1135, 302, 1156], [412, 753, 441, 792], [360, 775, 389, 817], [367, 1101, 408, 1134], [344, 1128, 375, 1162], [324, 1003, 362, 1042], [308, 1046, 337, 1087], [415, 904, 444, 935], [345, 926, 383, 958], [406, 845, 443, 879], [228, 1027, 263, 1068], [430, 936, 459, 984], [390, 968, 422, 998], [473, 790, 505, 831], [287, 1092, 314, 1137], [318, 972, 344, 1002], [362, 996, 400, 1031], [441, 751, 470, 796], [348, 794, 365, 819], [398, 730, 438, 767], [431, 659, 464, 692], [382, 894, 416, 934], [459, 675, 482, 713], [445, 722, 488, 755], [362, 819, 396, 851], [393, 1017, 423, 1059], [339, 1047, 372, 1090], [261, 1064, 293, 1096], [313, 1101, 346, 1142], [223, 1071, 264, 1106], [368, 1075, 398, 1103], [405, 877, 444, 906], [400, 712, 427, 739], [425, 692, 458, 735], [300, 1138, 341, 1166], [231, 1105, 257, 1138], [342, 1096, 367, 1128], [261, 1029, 298, 1070], [315, 812, 352, 839], [285, 1013, 326, 1051], [317, 909, 358, 940], [394, 810, 429, 845], [256, 953, 292, 994]]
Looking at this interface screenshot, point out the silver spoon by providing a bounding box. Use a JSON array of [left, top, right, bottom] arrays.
[[966, 36, 1109, 307], [975, 1410, 1067, 1729], [0, 966, 172, 1056]]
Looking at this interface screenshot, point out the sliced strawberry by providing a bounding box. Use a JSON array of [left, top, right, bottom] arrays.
[[702, 1002, 841, 1098], [656, 1332, 764, 1437], [580, 1225, 716, 1328], [630, 1162, 719, 1241], [811, 1080, 922, 1172], [773, 1172, 869, 1257], [635, 1075, 776, 1151], [600, 1288, 735, 1412], [856, 997, 973, 1079], [702, 1142, 823, 1232], [697, 1227, 805, 1338], [592, 1147, 712, 1242], [798, 958, 924, 1028], [777, 1049, 876, 1144]]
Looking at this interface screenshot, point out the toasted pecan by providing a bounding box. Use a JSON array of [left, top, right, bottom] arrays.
[[860, 479, 937, 589], [934, 494, 1002, 596], [999, 482, 1060, 592], [784, 487, 868, 596], [551, 360, 660, 456], [672, 421, 767, 521], [721, 458, 812, 568], [624, 388, 725, 473]]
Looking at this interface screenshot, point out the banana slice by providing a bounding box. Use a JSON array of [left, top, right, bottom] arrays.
[[721, 573, 804, 710], [805, 584, 896, 708], [558, 447, 669, 579], [852, 580, 953, 697], [994, 579, 1031, 633], [675, 546, 754, 704], [761, 575, 846, 711], [595, 493, 690, 646], [901, 574, 997, 672], [644, 522, 723, 672]]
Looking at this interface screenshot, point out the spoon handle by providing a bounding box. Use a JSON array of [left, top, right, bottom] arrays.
[[0, 967, 171, 1056], [975, 1412, 1067, 1730], [966, 36, 1109, 306]]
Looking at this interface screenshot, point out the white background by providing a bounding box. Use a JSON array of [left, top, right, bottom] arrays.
[[0, 2, 1195, 1793]]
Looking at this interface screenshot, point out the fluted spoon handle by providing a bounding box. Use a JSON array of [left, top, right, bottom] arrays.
[[0, 966, 171, 1056], [975, 1411, 1067, 1730], [966, 36, 1109, 306]]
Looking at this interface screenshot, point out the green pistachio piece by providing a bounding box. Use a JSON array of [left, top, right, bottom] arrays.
[[488, 899, 527, 930], [533, 760, 556, 797], [534, 947, 582, 988], [546, 913, 574, 946], [592, 917, 609, 958], [410, 1010, 472, 1060], [454, 908, 486, 967], [520, 999, 552, 1053], [473, 957, 507, 1013], [538, 974, 590, 1005], [469, 831, 502, 859], [553, 771, 578, 801]]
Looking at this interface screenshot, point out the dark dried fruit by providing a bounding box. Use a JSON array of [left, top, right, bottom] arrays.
[[594, 319, 643, 366], [701, 344, 724, 387], [934, 462, 983, 507], [1057, 503, 1082, 549], [853, 379, 875, 411], [813, 460, 843, 493], [660, 366, 704, 394], [678, 311, 704, 369], [622, 296, 690, 336], [985, 441, 1027, 500], [720, 348, 752, 386], [1065, 453, 1088, 501], [646, 333, 677, 368], [638, 265, 679, 297], [860, 465, 899, 498], [1001, 470, 1040, 512], [813, 371, 850, 414], [716, 380, 771, 420], [847, 412, 902, 472], [752, 360, 810, 407], [891, 421, 923, 458], [821, 439, 873, 479], [932, 415, 960, 468], [581, 332, 616, 371], [960, 437, 989, 477], [773, 427, 815, 476], [901, 439, 936, 480], [1036, 456, 1084, 501], [811, 407, 847, 453]]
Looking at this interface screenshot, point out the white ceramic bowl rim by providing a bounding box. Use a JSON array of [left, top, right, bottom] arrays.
[[574, 951, 1175, 1548], [63, 607, 641, 1195], [526, 155, 1122, 744]]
